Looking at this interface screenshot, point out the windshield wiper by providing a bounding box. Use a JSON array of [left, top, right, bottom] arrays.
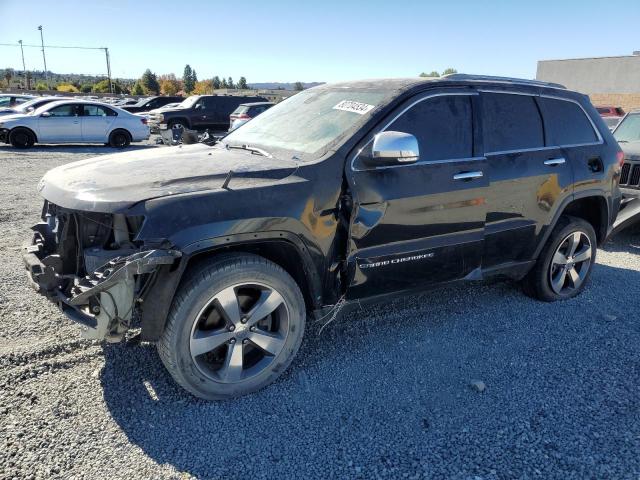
[[225, 144, 271, 158]]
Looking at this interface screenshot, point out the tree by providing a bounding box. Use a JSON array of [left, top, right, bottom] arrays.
[[221, 78, 228, 89], [183, 65, 196, 94], [4, 68, 14, 88], [442, 68, 458, 75], [193, 79, 213, 95], [25, 71, 32, 90], [227, 77, 234, 89], [92, 79, 122, 93], [212, 76, 221, 89], [237, 76, 248, 89], [80, 83, 93, 93], [159, 73, 181, 96], [293, 82, 304, 91], [57, 83, 79, 93], [35, 82, 48, 91], [141, 69, 160, 94], [419, 71, 440, 77], [131, 81, 145, 95]]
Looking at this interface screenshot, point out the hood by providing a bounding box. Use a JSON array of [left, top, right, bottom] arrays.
[[621, 141, 640, 161], [0, 113, 31, 123], [39, 143, 299, 212]]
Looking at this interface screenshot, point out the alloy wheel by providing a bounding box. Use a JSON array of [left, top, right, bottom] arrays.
[[548, 231, 592, 295], [189, 282, 289, 383]]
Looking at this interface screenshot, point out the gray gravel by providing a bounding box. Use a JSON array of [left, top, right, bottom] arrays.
[[1, 142, 640, 480]]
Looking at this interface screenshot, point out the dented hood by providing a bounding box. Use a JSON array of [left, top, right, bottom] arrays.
[[39, 143, 298, 212]]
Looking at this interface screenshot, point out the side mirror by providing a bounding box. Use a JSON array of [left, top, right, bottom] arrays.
[[40, 111, 51, 118], [366, 131, 419, 167]]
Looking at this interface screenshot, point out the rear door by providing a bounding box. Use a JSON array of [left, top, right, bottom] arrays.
[[346, 90, 489, 299], [480, 91, 572, 269], [81, 104, 117, 142], [37, 103, 82, 142]]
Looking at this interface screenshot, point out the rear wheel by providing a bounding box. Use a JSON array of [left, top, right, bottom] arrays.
[[9, 128, 35, 149], [108, 130, 131, 148], [158, 254, 306, 400], [522, 215, 596, 301]]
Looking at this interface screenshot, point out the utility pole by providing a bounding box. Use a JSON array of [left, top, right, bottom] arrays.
[[18, 40, 27, 89], [37, 26, 48, 87], [104, 47, 113, 94]]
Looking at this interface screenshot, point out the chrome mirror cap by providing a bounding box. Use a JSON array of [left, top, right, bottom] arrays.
[[371, 131, 419, 165]]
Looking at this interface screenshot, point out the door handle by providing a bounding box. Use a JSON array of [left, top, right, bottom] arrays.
[[544, 158, 566, 166], [453, 171, 483, 181]]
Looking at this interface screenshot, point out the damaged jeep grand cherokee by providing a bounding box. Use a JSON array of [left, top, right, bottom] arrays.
[[24, 75, 622, 400]]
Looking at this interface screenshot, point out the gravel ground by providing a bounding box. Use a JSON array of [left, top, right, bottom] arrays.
[[1, 142, 639, 480]]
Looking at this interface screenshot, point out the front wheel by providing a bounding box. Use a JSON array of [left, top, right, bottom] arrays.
[[522, 215, 597, 301], [9, 128, 35, 149], [158, 254, 306, 400]]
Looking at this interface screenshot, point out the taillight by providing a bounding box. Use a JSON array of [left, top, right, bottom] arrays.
[[141, 118, 148, 125], [617, 150, 625, 167], [233, 114, 251, 120]]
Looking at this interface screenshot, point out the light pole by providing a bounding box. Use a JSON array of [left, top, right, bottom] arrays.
[[18, 40, 27, 89], [103, 48, 113, 94], [37, 26, 48, 87]]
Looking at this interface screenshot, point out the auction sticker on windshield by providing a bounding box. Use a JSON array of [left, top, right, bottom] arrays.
[[333, 100, 375, 115]]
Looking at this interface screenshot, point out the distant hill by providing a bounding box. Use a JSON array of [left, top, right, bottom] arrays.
[[248, 82, 324, 91]]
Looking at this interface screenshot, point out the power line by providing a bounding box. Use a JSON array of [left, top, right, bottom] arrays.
[[0, 42, 106, 50]]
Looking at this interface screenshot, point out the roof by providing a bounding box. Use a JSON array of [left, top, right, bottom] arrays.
[[239, 101, 274, 106], [316, 74, 566, 92]]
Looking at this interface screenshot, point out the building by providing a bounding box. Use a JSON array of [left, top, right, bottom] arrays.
[[537, 53, 640, 111]]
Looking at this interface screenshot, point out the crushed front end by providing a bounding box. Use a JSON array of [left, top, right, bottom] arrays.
[[22, 201, 181, 342]]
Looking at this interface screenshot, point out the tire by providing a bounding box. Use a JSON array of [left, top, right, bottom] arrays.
[[9, 128, 35, 149], [158, 254, 306, 400], [168, 119, 188, 130], [522, 215, 597, 301], [108, 130, 131, 148]]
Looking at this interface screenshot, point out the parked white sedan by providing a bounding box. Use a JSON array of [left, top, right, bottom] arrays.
[[0, 100, 150, 148]]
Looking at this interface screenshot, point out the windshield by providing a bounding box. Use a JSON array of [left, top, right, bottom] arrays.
[[613, 113, 640, 143], [223, 88, 392, 159], [177, 96, 199, 108]]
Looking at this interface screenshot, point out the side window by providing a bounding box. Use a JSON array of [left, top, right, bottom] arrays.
[[482, 93, 544, 153], [537, 97, 599, 145], [385, 95, 473, 162], [48, 104, 79, 117], [203, 97, 219, 110], [83, 105, 116, 117]]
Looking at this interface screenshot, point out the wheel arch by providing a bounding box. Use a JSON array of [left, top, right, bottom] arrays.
[[140, 235, 323, 341], [167, 117, 191, 128], [9, 125, 38, 143], [109, 128, 132, 142]]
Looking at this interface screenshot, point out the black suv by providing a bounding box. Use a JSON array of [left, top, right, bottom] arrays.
[[148, 94, 268, 132], [121, 96, 183, 113], [23, 75, 622, 400]]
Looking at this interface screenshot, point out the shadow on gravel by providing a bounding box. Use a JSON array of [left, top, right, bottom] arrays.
[[100, 243, 640, 478]]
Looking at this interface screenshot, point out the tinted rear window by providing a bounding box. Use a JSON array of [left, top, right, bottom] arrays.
[[388, 95, 473, 161], [537, 97, 598, 145], [482, 93, 544, 153]]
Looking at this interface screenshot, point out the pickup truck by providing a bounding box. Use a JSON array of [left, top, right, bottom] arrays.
[[147, 94, 267, 132], [23, 75, 622, 400]]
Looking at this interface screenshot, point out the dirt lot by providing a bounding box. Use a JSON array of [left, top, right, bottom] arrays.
[[1, 142, 639, 480]]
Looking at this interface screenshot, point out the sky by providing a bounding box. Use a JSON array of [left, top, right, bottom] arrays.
[[1, 0, 639, 83]]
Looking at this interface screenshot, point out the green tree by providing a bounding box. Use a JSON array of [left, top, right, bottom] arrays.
[[80, 83, 93, 93], [419, 71, 440, 77], [442, 68, 458, 75], [141, 69, 160, 94], [293, 81, 304, 91], [35, 82, 48, 91], [183, 65, 196, 94], [57, 83, 79, 93], [221, 78, 228, 89], [92, 79, 122, 93], [227, 77, 234, 89], [212, 76, 221, 89], [131, 81, 145, 95], [237, 76, 248, 89]]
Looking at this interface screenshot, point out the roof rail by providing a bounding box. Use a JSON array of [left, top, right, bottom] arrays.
[[442, 73, 566, 89]]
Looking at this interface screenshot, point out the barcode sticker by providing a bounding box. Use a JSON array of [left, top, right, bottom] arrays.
[[333, 100, 375, 115]]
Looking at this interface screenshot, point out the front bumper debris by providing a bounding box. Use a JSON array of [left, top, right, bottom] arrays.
[[23, 223, 181, 341]]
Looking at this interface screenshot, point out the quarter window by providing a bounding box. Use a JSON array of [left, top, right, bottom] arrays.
[[537, 97, 598, 145], [482, 93, 544, 153], [83, 105, 115, 116], [386, 95, 473, 161]]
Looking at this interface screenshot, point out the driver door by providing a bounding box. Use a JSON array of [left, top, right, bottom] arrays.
[[345, 91, 489, 299], [38, 103, 82, 142]]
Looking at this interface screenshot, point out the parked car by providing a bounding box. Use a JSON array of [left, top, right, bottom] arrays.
[[0, 100, 149, 148], [121, 96, 183, 113], [147, 94, 268, 132], [23, 75, 621, 400], [603, 116, 622, 131], [229, 101, 274, 131], [597, 106, 625, 117], [610, 110, 640, 230], [0, 96, 71, 117], [0, 94, 34, 108]]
